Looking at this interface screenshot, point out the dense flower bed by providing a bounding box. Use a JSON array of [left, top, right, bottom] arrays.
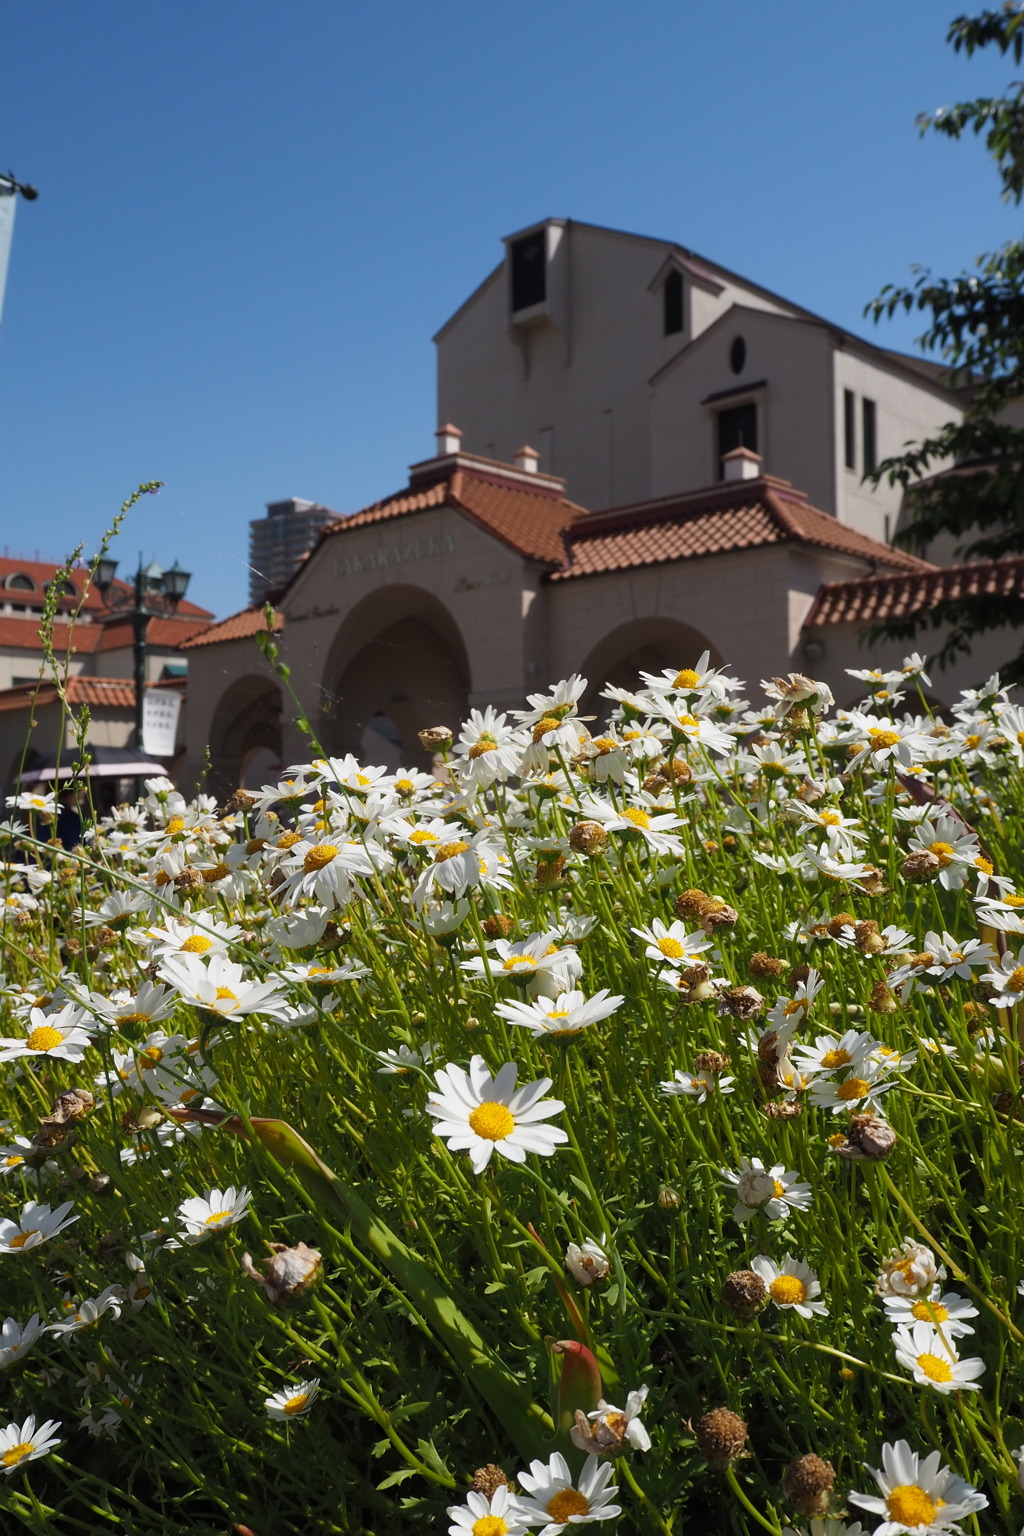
[[1, 652, 1023, 1535]]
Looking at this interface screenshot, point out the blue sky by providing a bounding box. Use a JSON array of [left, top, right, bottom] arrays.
[[0, 1, 1019, 617]]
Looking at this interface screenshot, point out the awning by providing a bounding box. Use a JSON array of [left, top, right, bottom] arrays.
[[17, 745, 171, 785]]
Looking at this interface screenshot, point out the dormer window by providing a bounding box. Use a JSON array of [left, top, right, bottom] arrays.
[[663, 269, 684, 336], [4, 572, 35, 591], [510, 230, 547, 313]]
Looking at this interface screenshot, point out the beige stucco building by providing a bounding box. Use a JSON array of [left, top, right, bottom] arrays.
[[181, 219, 1022, 793]]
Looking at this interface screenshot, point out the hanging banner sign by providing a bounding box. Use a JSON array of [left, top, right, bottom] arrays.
[[0, 188, 15, 333], [142, 689, 182, 757]]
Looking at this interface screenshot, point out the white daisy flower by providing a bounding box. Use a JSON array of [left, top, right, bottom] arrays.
[[791, 1029, 878, 1078], [0, 1414, 62, 1474], [750, 1255, 828, 1318], [630, 919, 712, 969], [881, 1286, 977, 1339], [495, 989, 624, 1039], [514, 1449, 620, 1533], [565, 1239, 610, 1287], [720, 1157, 812, 1224], [891, 1321, 984, 1394], [0, 1314, 46, 1368], [660, 1069, 735, 1103], [808, 1063, 894, 1115], [848, 1438, 987, 1533], [981, 944, 1024, 1008], [0, 1003, 93, 1064], [447, 1482, 531, 1536], [140, 912, 242, 960], [462, 930, 576, 985], [0, 1138, 35, 1176], [571, 1385, 651, 1455], [374, 1042, 436, 1075], [426, 1055, 567, 1174], [877, 1240, 945, 1298], [50, 1285, 125, 1337], [0, 1199, 77, 1254], [265, 1378, 320, 1420], [158, 953, 287, 1018], [175, 1186, 252, 1244], [782, 1520, 867, 1536]]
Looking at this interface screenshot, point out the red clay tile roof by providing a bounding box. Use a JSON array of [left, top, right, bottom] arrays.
[[0, 618, 103, 653], [319, 462, 583, 566], [0, 676, 142, 713], [94, 616, 211, 651], [180, 606, 282, 650], [803, 557, 1024, 627], [0, 557, 212, 619], [551, 478, 932, 581]]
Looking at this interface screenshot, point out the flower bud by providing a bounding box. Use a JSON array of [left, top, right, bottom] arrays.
[[241, 1241, 323, 1306], [657, 1185, 680, 1209], [569, 820, 608, 856], [565, 1239, 610, 1286], [782, 1454, 835, 1517], [694, 1408, 748, 1467]]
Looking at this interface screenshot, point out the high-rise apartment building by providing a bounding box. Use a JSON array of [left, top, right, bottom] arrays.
[[248, 498, 335, 604]]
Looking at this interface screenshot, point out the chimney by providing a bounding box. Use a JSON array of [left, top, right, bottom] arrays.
[[514, 443, 540, 474], [435, 423, 462, 456], [721, 446, 762, 482]]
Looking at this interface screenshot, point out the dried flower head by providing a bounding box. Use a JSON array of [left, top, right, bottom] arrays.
[[782, 1453, 835, 1516], [764, 1098, 803, 1120], [694, 1408, 748, 1466], [748, 952, 786, 980], [240, 1242, 323, 1306], [832, 1114, 898, 1161], [694, 1051, 731, 1073], [675, 888, 713, 920], [418, 726, 453, 751], [877, 1240, 945, 1298], [717, 986, 764, 1022], [471, 1464, 512, 1497], [720, 1269, 767, 1318], [901, 850, 941, 882], [569, 821, 609, 856], [481, 914, 515, 939]]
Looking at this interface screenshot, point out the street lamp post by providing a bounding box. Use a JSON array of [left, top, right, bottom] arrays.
[[94, 557, 192, 750]]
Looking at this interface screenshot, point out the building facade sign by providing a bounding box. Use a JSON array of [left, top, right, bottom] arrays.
[[333, 531, 456, 578]]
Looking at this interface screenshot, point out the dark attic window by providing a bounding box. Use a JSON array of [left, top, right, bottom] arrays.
[[663, 269, 684, 335], [510, 231, 547, 312]]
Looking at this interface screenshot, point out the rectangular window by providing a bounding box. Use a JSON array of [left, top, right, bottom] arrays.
[[862, 397, 877, 473], [663, 270, 684, 335], [716, 402, 757, 476], [843, 389, 856, 470], [510, 231, 547, 312]]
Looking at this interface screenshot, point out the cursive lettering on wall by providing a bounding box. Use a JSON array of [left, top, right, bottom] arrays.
[[453, 571, 511, 592]]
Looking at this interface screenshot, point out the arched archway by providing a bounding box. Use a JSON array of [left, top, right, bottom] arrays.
[[207, 675, 283, 799], [579, 616, 722, 722], [319, 586, 470, 764]]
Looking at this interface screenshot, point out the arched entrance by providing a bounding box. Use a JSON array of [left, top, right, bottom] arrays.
[[579, 616, 722, 722], [320, 586, 470, 765], [207, 675, 284, 799]]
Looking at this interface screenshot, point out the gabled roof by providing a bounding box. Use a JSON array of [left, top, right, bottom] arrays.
[[551, 476, 933, 582], [180, 605, 282, 650], [0, 613, 210, 654], [316, 458, 584, 567], [0, 675, 173, 713], [0, 557, 212, 620], [803, 557, 1024, 627]]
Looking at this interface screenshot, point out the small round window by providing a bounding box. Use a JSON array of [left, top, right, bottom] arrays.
[[730, 336, 746, 374]]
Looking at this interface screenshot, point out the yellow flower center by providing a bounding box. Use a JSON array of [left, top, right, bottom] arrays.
[[472, 1517, 508, 1536], [246, 837, 266, 854], [435, 840, 470, 862], [204, 1209, 234, 1225], [868, 728, 901, 749], [116, 1012, 151, 1025], [837, 1076, 869, 1101], [532, 715, 561, 742], [139, 1046, 164, 1064], [395, 779, 414, 793], [304, 844, 338, 872], [916, 1352, 953, 1383], [821, 1048, 852, 1070], [276, 831, 301, 849], [772, 1180, 786, 1199], [1007, 965, 1024, 992], [283, 1392, 310, 1415], [911, 1299, 949, 1323], [1, 1442, 34, 1468], [819, 810, 842, 825], [770, 1275, 807, 1305], [928, 840, 954, 867], [886, 1486, 941, 1525], [165, 816, 185, 835], [673, 668, 701, 689], [657, 936, 685, 958], [3, 1155, 24, 1168], [468, 740, 498, 759], [676, 713, 699, 730], [1006, 894, 1024, 907], [621, 806, 651, 829], [214, 986, 237, 1002], [546, 1490, 590, 1522], [593, 737, 619, 754], [26, 1025, 64, 1052], [8, 1231, 37, 1249], [203, 862, 230, 883], [502, 956, 536, 972], [409, 829, 439, 844], [468, 1101, 515, 1141], [180, 934, 214, 953], [975, 855, 993, 873]]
